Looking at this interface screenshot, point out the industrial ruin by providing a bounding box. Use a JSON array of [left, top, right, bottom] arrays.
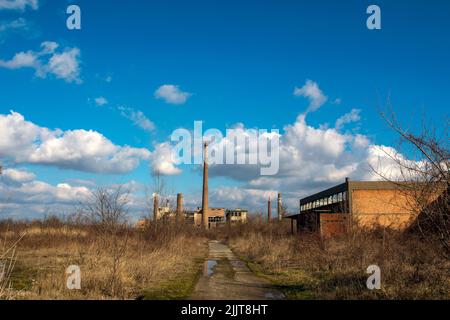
[[140, 145, 444, 238], [141, 143, 248, 229], [285, 178, 446, 238]]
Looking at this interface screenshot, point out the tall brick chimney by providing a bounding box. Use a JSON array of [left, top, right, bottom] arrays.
[[201, 143, 209, 228], [153, 193, 159, 222], [176, 193, 183, 221], [268, 197, 272, 223], [277, 193, 282, 221]]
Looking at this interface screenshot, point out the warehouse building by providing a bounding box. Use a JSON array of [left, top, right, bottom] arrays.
[[286, 178, 440, 237]]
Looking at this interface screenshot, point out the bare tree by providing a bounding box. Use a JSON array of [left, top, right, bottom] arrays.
[[376, 105, 449, 257], [83, 186, 130, 297], [150, 169, 175, 222], [0, 232, 25, 299]]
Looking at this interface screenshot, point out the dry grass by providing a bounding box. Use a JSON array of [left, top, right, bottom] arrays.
[[223, 220, 450, 299], [3, 216, 449, 300], [0, 219, 208, 300]]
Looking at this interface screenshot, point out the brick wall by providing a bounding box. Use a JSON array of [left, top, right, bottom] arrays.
[[351, 189, 416, 229], [320, 214, 348, 238]]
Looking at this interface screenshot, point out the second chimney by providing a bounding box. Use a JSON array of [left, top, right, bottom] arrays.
[[153, 193, 159, 222], [277, 193, 282, 221], [176, 193, 183, 221]]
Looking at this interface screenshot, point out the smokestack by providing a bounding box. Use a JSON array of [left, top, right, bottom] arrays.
[[176, 193, 183, 221], [268, 197, 272, 223], [153, 193, 159, 222], [277, 193, 282, 221], [201, 142, 209, 228]]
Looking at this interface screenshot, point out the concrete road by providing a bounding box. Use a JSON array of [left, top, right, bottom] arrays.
[[189, 240, 285, 300]]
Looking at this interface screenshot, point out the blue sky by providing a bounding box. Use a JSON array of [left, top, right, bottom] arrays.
[[0, 0, 449, 219]]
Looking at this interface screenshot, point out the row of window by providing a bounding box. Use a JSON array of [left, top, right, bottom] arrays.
[[227, 212, 245, 217], [208, 216, 224, 222], [300, 191, 347, 211]]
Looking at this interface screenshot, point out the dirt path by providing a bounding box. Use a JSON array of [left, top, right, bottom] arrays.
[[189, 240, 285, 300]]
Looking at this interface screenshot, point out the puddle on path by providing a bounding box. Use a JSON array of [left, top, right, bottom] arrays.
[[204, 260, 217, 277], [264, 291, 285, 299], [191, 241, 285, 300]]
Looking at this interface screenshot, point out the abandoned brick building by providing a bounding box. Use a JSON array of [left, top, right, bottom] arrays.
[[286, 178, 441, 237]]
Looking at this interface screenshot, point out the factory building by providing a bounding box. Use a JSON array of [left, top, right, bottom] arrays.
[[226, 209, 248, 224], [141, 143, 248, 229], [286, 178, 444, 237]]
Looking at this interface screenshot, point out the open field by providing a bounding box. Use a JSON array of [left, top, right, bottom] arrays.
[[221, 221, 450, 300], [1, 217, 449, 300], [0, 219, 208, 300]]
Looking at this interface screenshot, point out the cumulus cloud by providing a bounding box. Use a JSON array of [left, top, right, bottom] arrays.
[[154, 84, 191, 105], [201, 110, 417, 211], [209, 187, 278, 210], [44, 48, 81, 82], [1, 168, 36, 186], [150, 142, 182, 175], [0, 168, 91, 219], [2, 180, 90, 205], [335, 108, 361, 130], [118, 106, 155, 132], [0, 0, 38, 11], [0, 167, 151, 220], [0, 111, 151, 173], [0, 51, 37, 68], [95, 96, 108, 106], [0, 41, 81, 83], [294, 80, 328, 113]]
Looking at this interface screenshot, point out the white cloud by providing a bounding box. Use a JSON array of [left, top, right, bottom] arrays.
[[210, 187, 278, 210], [335, 108, 361, 130], [0, 17, 27, 32], [0, 111, 151, 173], [0, 0, 38, 11], [0, 51, 37, 68], [0, 169, 91, 219], [42, 48, 81, 83], [1, 168, 36, 186], [0, 41, 82, 83], [200, 110, 418, 211], [95, 96, 108, 106], [155, 84, 191, 105], [118, 107, 155, 132], [150, 142, 182, 175], [294, 80, 328, 113], [39, 41, 59, 54], [0, 166, 153, 220]]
